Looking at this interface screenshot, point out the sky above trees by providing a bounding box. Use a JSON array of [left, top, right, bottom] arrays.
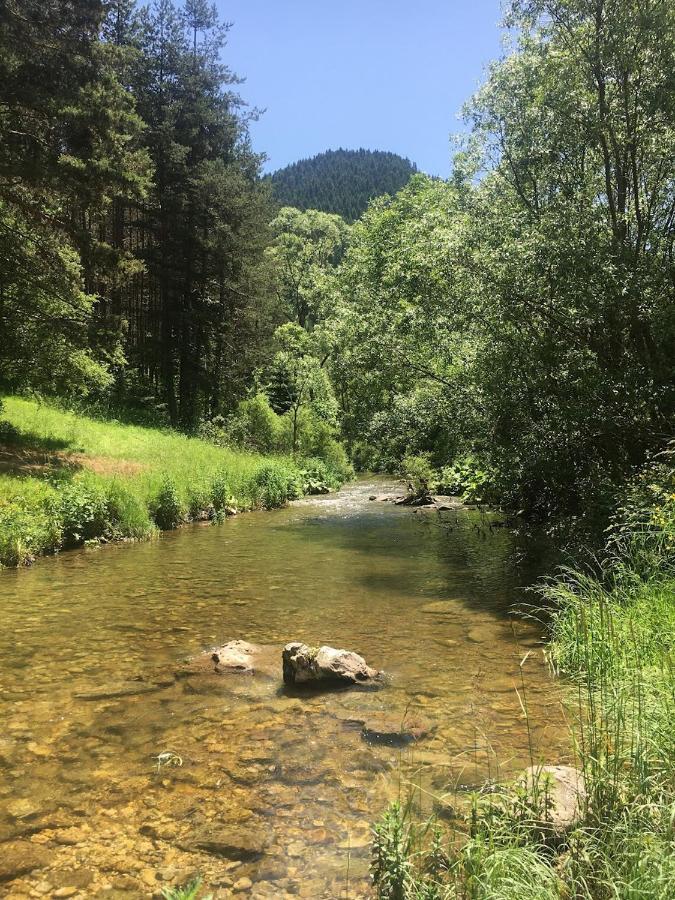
[[219, 0, 503, 176]]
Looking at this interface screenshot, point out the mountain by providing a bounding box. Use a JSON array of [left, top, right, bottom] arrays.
[[268, 148, 418, 221]]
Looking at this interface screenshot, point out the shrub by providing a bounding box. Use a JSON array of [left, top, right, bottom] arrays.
[[104, 481, 154, 540], [437, 454, 497, 504], [151, 477, 184, 530], [400, 453, 434, 497], [0, 491, 61, 566], [226, 394, 282, 454], [299, 457, 339, 495], [210, 469, 233, 512], [58, 478, 111, 548], [248, 464, 302, 509]]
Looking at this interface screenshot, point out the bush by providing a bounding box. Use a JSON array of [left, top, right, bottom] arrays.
[[0, 487, 61, 566], [299, 457, 341, 495], [437, 454, 497, 504], [104, 481, 154, 540], [247, 464, 302, 509], [58, 478, 111, 548], [210, 469, 234, 512], [400, 453, 434, 497], [225, 394, 282, 454], [151, 477, 185, 530]]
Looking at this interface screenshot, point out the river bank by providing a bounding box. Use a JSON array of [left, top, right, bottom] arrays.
[[0, 397, 347, 568], [371, 459, 675, 899], [0, 478, 569, 898]]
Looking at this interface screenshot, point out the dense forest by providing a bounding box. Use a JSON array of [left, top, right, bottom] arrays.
[[268, 148, 418, 221], [0, 0, 274, 432]]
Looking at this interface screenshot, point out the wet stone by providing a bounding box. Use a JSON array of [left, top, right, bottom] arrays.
[[182, 824, 268, 861], [361, 713, 433, 747], [0, 843, 54, 883], [74, 680, 172, 701]]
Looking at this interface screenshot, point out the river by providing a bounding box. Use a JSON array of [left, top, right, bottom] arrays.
[[0, 478, 570, 898]]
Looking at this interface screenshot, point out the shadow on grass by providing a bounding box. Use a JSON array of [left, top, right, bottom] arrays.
[[0, 419, 80, 478]]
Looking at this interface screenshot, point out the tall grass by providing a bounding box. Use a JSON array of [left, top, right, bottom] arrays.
[[0, 396, 334, 566], [371, 456, 675, 899]]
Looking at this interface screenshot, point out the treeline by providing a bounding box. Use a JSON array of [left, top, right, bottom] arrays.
[[0, 0, 274, 430], [268, 148, 418, 222], [288, 0, 674, 529]]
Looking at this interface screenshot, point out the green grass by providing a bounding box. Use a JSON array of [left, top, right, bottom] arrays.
[[370, 459, 675, 899], [0, 395, 316, 566]]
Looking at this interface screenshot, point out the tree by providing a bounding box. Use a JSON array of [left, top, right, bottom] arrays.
[[263, 323, 337, 454], [268, 148, 418, 222], [0, 0, 149, 395], [110, 0, 273, 428], [266, 207, 350, 329]]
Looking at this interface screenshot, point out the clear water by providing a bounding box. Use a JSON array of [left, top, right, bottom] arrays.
[[0, 479, 570, 898]]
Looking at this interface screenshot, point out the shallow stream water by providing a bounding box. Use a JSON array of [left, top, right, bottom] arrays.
[[0, 479, 571, 898]]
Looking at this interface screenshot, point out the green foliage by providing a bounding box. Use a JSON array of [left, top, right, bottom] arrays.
[[209, 470, 232, 513], [268, 148, 418, 222], [161, 877, 211, 900], [298, 458, 343, 495], [267, 207, 350, 328], [0, 479, 62, 567], [224, 394, 282, 455], [371, 802, 415, 900], [151, 477, 185, 530], [400, 454, 435, 497], [247, 463, 303, 510], [436, 457, 496, 505], [0, 396, 315, 566], [326, 0, 675, 530], [371, 459, 675, 900]]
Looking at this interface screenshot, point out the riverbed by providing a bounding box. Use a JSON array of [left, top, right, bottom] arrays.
[[0, 479, 570, 898]]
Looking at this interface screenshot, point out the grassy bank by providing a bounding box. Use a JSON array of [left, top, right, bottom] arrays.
[[371, 455, 675, 899], [0, 396, 344, 567]]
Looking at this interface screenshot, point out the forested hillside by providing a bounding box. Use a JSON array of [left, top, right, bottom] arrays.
[[0, 0, 273, 431], [268, 148, 418, 221]]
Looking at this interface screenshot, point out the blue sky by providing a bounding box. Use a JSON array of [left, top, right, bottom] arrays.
[[217, 1, 505, 177]]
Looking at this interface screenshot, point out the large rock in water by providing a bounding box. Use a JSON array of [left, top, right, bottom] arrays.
[[520, 764, 586, 832], [282, 642, 380, 687]]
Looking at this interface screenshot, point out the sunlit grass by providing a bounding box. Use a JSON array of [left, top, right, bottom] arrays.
[[0, 395, 306, 566]]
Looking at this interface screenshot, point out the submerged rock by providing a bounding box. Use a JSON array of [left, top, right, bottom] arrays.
[[182, 824, 267, 861], [178, 640, 278, 679], [361, 712, 433, 747], [520, 764, 586, 832], [0, 842, 54, 883], [282, 642, 380, 687], [74, 679, 174, 700]]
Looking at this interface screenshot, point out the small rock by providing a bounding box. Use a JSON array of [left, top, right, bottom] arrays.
[[8, 799, 42, 821], [520, 764, 586, 832], [182, 824, 267, 861], [139, 868, 157, 887], [74, 681, 170, 700], [53, 889, 78, 898], [178, 640, 278, 679], [467, 623, 503, 644], [420, 601, 457, 616], [233, 876, 253, 892], [0, 843, 53, 883]]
